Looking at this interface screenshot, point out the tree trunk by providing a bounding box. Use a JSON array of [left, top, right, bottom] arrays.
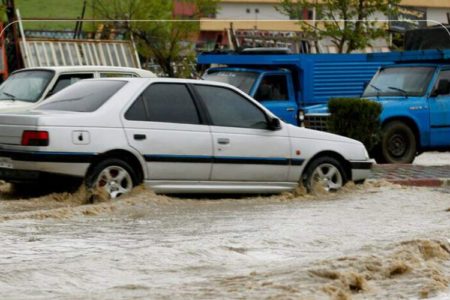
[[348, 0, 367, 53]]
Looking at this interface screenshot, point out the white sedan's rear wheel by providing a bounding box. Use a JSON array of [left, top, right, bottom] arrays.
[[86, 159, 137, 199], [304, 156, 347, 193]]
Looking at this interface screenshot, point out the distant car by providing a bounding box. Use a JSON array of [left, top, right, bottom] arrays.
[[0, 78, 371, 198], [0, 66, 156, 111]]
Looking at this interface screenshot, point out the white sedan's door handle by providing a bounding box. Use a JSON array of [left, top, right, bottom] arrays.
[[217, 138, 230, 145]]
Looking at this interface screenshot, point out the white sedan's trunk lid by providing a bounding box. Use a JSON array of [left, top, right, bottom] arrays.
[[0, 112, 42, 145]]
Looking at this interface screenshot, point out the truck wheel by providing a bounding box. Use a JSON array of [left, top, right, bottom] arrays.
[[303, 156, 347, 193], [378, 121, 416, 164], [86, 158, 138, 199]]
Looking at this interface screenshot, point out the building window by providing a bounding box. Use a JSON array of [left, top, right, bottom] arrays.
[[289, 8, 313, 20]]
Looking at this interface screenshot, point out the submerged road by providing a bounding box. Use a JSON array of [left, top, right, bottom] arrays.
[[0, 181, 449, 299]]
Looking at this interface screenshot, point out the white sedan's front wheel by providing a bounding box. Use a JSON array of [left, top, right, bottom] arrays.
[[304, 156, 347, 193], [86, 159, 137, 199]]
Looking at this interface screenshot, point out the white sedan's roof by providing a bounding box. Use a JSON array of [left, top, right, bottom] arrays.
[[86, 77, 250, 89], [36, 77, 247, 99], [14, 66, 156, 77]]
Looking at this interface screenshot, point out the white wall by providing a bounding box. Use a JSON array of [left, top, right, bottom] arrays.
[[216, 3, 290, 20], [216, 3, 450, 26], [426, 7, 450, 25]]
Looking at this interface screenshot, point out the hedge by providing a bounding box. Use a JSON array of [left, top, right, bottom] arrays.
[[327, 98, 382, 151]]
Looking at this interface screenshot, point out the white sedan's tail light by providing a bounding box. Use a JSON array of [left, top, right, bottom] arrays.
[[21, 131, 49, 146]]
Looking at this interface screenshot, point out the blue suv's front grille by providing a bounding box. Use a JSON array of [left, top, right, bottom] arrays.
[[304, 115, 329, 131]]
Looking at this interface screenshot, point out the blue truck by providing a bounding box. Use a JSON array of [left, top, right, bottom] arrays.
[[197, 49, 450, 164], [303, 50, 450, 163], [197, 50, 393, 126]]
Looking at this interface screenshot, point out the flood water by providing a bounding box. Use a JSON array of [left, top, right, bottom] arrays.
[[415, 152, 450, 166], [0, 181, 449, 299]]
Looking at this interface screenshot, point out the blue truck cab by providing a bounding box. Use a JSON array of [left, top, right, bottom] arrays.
[[203, 67, 298, 124], [303, 50, 450, 163], [198, 50, 392, 126]]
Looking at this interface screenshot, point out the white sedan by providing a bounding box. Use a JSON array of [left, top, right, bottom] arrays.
[[0, 66, 156, 111], [0, 78, 371, 198]]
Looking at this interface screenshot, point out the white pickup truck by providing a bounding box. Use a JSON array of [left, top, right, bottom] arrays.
[[0, 66, 156, 110]]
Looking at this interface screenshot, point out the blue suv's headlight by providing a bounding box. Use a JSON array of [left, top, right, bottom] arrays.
[[298, 110, 305, 127]]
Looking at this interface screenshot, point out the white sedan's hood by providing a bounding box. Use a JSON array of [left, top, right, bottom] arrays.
[[287, 124, 362, 145], [286, 124, 369, 161]]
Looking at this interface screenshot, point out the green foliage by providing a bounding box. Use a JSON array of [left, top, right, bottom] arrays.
[[95, 0, 219, 77], [327, 98, 382, 151], [0, 2, 6, 23], [276, 0, 400, 53], [14, 0, 95, 30]]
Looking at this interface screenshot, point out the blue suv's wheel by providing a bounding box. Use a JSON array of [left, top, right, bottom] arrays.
[[377, 121, 416, 164]]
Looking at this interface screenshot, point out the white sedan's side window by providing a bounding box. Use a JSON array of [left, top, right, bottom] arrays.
[[124, 95, 147, 121], [195, 85, 269, 129], [48, 73, 94, 97], [125, 83, 201, 125], [99, 72, 136, 78]]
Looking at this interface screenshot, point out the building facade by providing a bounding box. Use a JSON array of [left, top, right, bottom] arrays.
[[197, 0, 450, 53]]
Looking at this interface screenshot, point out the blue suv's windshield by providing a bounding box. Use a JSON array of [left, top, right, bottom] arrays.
[[362, 66, 435, 97], [203, 70, 259, 94]]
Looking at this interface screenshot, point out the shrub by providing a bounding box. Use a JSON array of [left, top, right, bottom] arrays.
[[327, 98, 382, 151]]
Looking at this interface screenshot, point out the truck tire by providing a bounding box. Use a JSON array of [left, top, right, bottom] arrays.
[[85, 158, 138, 199], [303, 156, 347, 193], [377, 121, 416, 164]]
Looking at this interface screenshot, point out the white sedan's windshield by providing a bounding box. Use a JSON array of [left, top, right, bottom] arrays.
[[362, 67, 435, 97], [0, 70, 54, 102]]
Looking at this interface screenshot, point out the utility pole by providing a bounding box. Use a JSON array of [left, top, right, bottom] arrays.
[[3, 0, 23, 73]]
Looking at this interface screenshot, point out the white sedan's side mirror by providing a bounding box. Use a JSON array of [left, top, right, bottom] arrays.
[[268, 117, 282, 131]]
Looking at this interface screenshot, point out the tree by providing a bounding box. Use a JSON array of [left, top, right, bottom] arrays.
[[276, 0, 400, 53], [94, 0, 219, 77]]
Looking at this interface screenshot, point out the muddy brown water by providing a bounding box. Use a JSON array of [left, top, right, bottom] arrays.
[[0, 181, 449, 299]]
